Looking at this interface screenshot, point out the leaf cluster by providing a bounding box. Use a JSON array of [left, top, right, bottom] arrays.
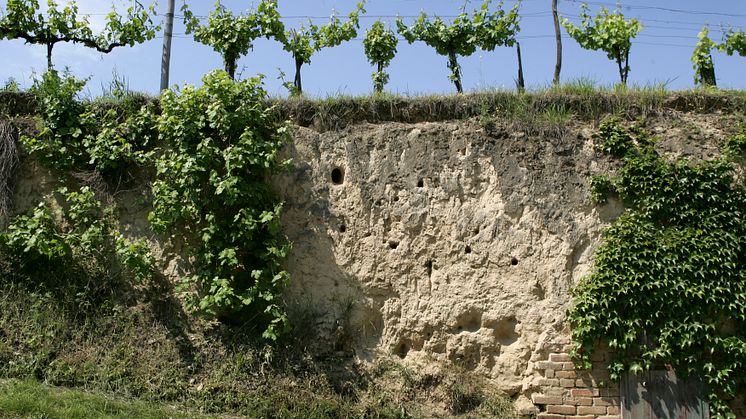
[[720, 29, 746, 57], [691, 26, 717, 86], [572, 119, 746, 416], [183, 0, 284, 76], [149, 70, 291, 339], [0, 186, 155, 305], [561, 4, 642, 82], [22, 70, 156, 175], [396, 0, 520, 57], [363, 21, 398, 92], [281, 2, 365, 66], [0, 0, 159, 57]]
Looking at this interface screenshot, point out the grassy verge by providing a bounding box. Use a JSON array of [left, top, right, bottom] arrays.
[[0, 378, 214, 418]]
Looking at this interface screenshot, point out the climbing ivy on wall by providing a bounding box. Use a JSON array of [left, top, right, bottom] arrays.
[[570, 119, 746, 416], [150, 70, 291, 339]]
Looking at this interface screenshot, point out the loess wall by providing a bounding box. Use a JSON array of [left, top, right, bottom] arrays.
[[8, 101, 744, 417], [273, 112, 741, 417]]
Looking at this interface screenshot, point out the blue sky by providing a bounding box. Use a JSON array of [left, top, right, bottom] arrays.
[[1, 0, 745, 97]]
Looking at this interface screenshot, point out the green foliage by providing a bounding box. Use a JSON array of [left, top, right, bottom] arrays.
[[723, 125, 746, 158], [720, 28, 746, 57], [396, 0, 519, 93], [150, 70, 291, 339], [281, 2, 365, 95], [23, 70, 156, 175], [692, 26, 717, 86], [0, 0, 158, 69], [0, 186, 155, 303], [589, 174, 613, 204], [363, 20, 398, 93], [82, 102, 158, 173], [1, 77, 20, 92], [182, 0, 284, 80], [23, 70, 89, 171], [570, 119, 746, 416], [562, 4, 642, 84]]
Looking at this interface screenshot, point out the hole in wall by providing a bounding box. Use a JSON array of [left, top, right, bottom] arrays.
[[389, 241, 399, 250], [331, 167, 344, 185], [417, 179, 424, 188], [393, 196, 399, 202], [465, 245, 472, 254], [425, 260, 433, 277], [339, 224, 346, 233], [511, 257, 519, 266], [396, 342, 409, 358]]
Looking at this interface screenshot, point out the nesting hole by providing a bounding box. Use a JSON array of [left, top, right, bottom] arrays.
[[417, 179, 424, 188], [339, 224, 346, 233], [396, 342, 409, 358], [389, 240, 399, 250], [511, 257, 519, 266], [425, 260, 433, 277], [331, 167, 344, 185], [465, 245, 472, 254], [393, 196, 400, 202]]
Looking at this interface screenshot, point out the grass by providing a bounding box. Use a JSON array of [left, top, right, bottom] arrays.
[[0, 378, 214, 419], [270, 81, 746, 132]]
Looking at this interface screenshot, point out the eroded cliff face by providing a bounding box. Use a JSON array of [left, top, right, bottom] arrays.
[[272, 112, 738, 404], [9, 109, 741, 413]]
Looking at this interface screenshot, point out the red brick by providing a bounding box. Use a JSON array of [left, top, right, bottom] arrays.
[[536, 414, 565, 419], [547, 405, 577, 415], [537, 361, 564, 370], [562, 362, 577, 370], [575, 378, 596, 387], [560, 378, 576, 388], [607, 406, 621, 415], [571, 388, 600, 397], [578, 406, 608, 415], [593, 397, 620, 406], [545, 388, 568, 396], [540, 378, 561, 386], [573, 397, 593, 406], [556, 370, 577, 379], [532, 395, 563, 405], [567, 416, 595, 419], [550, 353, 573, 362]]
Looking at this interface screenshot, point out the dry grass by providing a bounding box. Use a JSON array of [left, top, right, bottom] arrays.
[[0, 119, 19, 228]]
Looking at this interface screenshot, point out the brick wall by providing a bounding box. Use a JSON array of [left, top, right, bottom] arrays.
[[530, 350, 620, 419]]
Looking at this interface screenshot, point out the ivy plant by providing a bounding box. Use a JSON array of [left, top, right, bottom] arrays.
[[182, 0, 284, 80], [0, 0, 159, 69], [150, 70, 291, 339], [562, 4, 642, 85], [720, 28, 746, 57], [691, 26, 717, 87], [363, 20, 398, 93], [396, 0, 520, 93], [281, 2, 365, 95], [570, 119, 746, 416]]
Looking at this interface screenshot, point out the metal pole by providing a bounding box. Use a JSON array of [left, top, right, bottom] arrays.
[[160, 0, 175, 92]]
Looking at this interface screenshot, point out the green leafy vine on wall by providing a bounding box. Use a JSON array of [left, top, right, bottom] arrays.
[[0, 186, 154, 307], [150, 70, 291, 339], [571, 119, 746, 416], [14, 69, 292, 339]]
